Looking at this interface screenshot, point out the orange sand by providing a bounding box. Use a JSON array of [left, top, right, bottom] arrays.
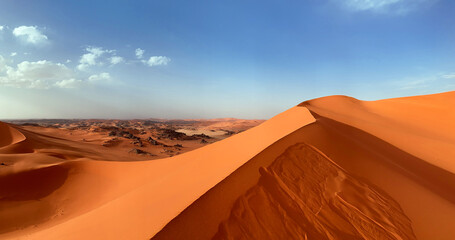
[[1, 91, 454, 240], [0, 107, 313, 239]]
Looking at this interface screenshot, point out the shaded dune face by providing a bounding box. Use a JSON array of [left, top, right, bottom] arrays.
[[213, 143, 416, 240], [0, 122, 27, 150], [0, 123, 75, 234], [0, 165, 69, 234], [153, 116, 423, 240], [0, 165, 68, 202]]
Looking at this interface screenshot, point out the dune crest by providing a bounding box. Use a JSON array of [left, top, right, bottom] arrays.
[[0, 107, 315, 240], [300, 91, 455, 174], [0, 122, 27, 151], [154, 91, 455, 240]]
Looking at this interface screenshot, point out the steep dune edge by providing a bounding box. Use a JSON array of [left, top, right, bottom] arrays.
[[298, 92, 455, 239], [1, 106, 315, 240], [300, 91, 455, 174], [154, 126, 419, 240], [0, 122, 27, 152], [298, 113, 455, 240], [154, 91, 454, 240]]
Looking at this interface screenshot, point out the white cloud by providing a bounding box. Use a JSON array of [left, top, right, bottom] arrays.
[[77, 47, 113, 71], [135, 48, 145, 59], [340, 0, 433, 14], [110, 56, 124, 65], [0, 56, 80, 88], [144, 56, 171, 67], [10, 52, 17, 57], [135, 49, 171, 67], [0, 26, 4, 31], [12, 26, 48, 45], [0, 54, 118, 89], [88, 72, 111, 82]]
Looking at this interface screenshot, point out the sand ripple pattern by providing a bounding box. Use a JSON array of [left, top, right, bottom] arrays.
[[214, 143, 416, 240]]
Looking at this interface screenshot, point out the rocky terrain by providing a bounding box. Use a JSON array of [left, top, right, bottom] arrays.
[[5, 118, 264, 159]]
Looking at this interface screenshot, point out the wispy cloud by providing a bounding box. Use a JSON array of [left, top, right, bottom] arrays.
[[135, 48, 171, 67], [397, 77, 435, 90], [77, 47, 126, 70], [395, 72, 455, 91], [77, 46, 114, 71], [135, 48, 144, 59], [13, 26, 48, 45], [88, 72, 111, 82], [0, 26, 4, 31], [110, 56, 124, 65], [340, 0, 435, 14], [54, 79, 83, 88], [441, 74, 455, 79], [143, 56, 171, 67], [345, 0, 401, 11]]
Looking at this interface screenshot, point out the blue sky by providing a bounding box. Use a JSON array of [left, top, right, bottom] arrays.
[[0, 0, 454, 119]]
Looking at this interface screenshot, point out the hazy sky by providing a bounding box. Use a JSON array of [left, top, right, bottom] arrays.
[[0, 0, 454, 119]]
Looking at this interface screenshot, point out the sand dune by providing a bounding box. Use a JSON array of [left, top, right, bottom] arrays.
[[1, 92, 454, 239], [0, 107, 314, 239], [214, 143, 416, 240], [0, 122, 27, 153], [154, 91, 455, 240], [300, 92, 455, 239]]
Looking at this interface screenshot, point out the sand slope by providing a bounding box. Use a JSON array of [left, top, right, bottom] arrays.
[[214, 143, 416, 240], [2, 91, 454, 240], [154, 91, 455, 240], [301, 91, 455, 174], [300, 92, 455, 239], [0, 122, 26, 149], [0, 107, 314, 239]]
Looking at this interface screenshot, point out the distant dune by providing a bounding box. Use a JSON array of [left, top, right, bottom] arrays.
[[1, 91, 454, 240]]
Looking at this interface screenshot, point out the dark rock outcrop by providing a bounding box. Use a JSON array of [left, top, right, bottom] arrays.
[[192, 133, 212, 139]]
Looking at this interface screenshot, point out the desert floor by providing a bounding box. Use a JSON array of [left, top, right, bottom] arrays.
[[1, 91, 454, 240]]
